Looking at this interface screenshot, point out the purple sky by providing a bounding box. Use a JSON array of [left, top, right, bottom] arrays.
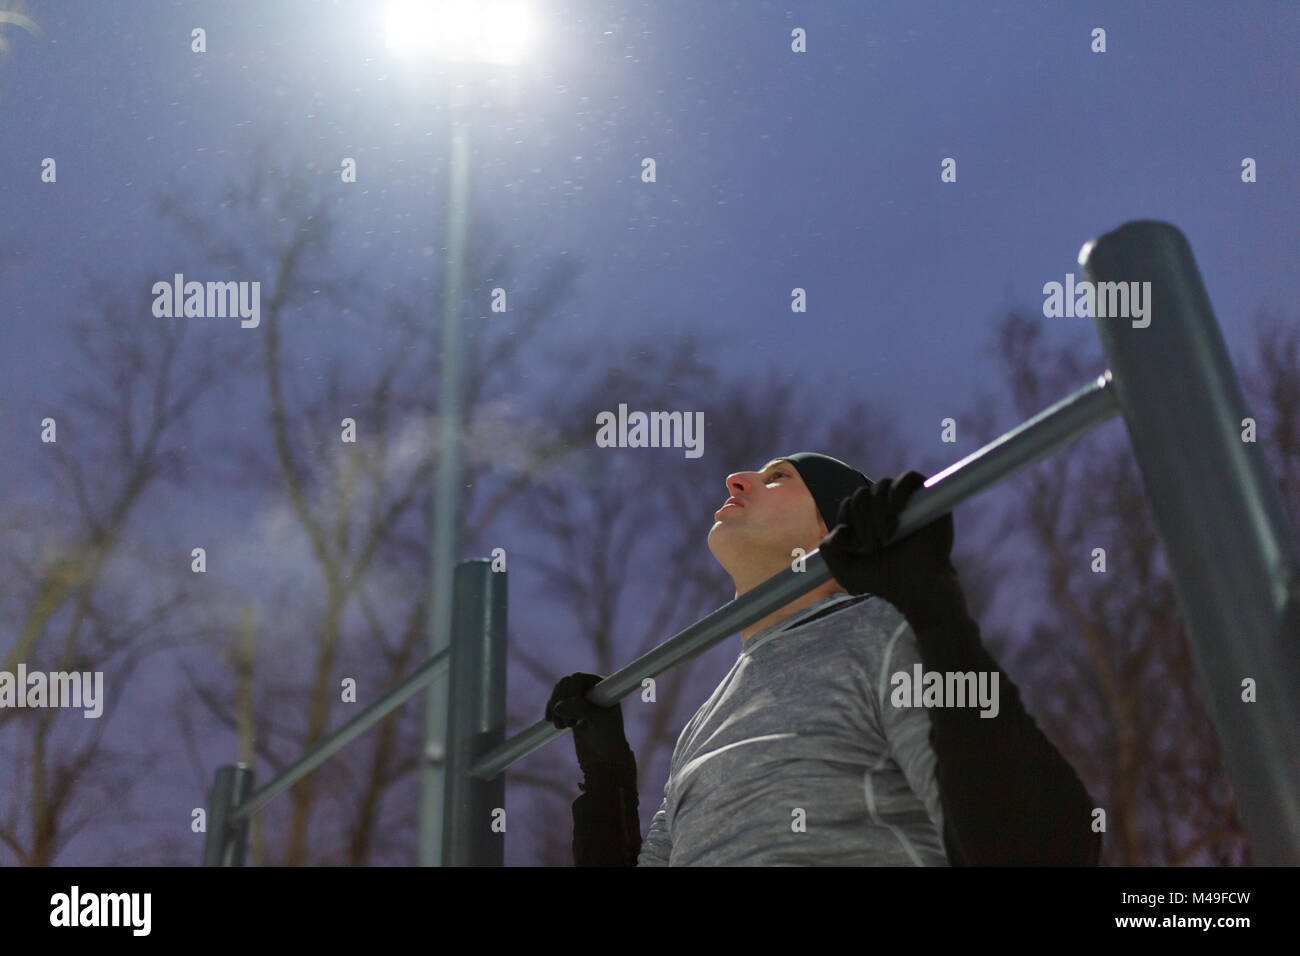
[[0, 0, 1296, 865], [4, 0, 1297, 444]]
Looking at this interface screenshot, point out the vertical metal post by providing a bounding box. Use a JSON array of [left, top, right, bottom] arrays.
[[1082, 220, 1300, 864], [442, 559, 508, 866], [202, 764, 254, 867], [421, 85, 473, 867]]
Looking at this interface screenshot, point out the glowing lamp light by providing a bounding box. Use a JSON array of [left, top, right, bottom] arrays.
[[385, 1, 532, 65]]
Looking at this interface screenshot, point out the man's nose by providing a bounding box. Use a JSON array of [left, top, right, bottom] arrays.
[[726, 473, 755, 494]]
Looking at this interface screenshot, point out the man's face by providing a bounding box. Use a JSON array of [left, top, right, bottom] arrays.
[[707, 458, 829, 572]]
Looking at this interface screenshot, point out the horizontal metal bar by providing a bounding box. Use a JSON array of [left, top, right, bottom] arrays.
[[469, 371, 1120, 780], [232, 647, 451, 822]]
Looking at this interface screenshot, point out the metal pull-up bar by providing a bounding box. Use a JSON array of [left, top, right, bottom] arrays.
[[202, 646, 453, 866], [204, 220, 1300, 866], [202, 562, 505, 867], [470, 220, 1300, 865], [1084, 221, 1300, 865], [233, 648, 451, 824], [468, 369, 1122, 780]]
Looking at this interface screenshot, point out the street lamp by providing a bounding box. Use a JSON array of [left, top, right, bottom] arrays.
[[385, 0, 533, 65], [384, 0, 533, 866]]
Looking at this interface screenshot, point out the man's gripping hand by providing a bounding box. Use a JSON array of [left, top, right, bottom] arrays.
[[819, 470, 956, 615], [545, 672, 636, 789]]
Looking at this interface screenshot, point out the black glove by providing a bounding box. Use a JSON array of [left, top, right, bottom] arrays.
[[546, 672, 642, 866], [819, 470, 954, 615], [545, 672, 636, 789]]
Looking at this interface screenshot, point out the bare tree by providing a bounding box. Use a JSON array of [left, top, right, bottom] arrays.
[[1243, 309, 1300, 531], [163, 155, 596, 864], [0, 282, 240, 864]]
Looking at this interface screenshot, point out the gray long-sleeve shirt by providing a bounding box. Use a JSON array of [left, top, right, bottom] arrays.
[[636, 592, 948, 866]]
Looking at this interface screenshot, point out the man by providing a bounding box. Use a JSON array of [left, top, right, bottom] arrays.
[[547, 452, 1100, 866]]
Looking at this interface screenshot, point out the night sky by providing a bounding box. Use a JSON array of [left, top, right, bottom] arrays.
[[0, 0, 1296, 867]]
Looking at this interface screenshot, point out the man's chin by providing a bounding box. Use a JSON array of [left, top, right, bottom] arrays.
[[706, 524, 752, 571], [706, 521, 723, 550], [706, 522, 732, 560]]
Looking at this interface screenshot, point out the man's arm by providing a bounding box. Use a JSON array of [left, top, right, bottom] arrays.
[[570, 751, 643, 867], [821, 471, 1101, 866], [899, 572, 1101, 866], [546, 673, 647, 867]]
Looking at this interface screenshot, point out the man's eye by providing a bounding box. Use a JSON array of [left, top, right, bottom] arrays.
[[766, 471, 784, 482]]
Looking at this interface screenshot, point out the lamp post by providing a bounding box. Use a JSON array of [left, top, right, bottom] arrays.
[[384, 0, 533, 867]]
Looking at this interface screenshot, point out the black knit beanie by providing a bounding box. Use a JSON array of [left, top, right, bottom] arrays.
[[779, 452, 873, 531]]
